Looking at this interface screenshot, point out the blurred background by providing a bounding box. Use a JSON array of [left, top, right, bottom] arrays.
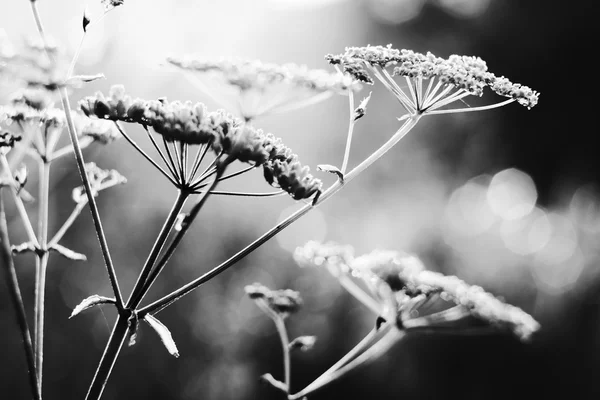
[[1, 0, 599, 399]]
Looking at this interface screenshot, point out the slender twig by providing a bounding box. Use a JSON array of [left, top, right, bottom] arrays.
[[126, 189, 190, 309], [0, 189, 41, 400], [162, 136, 180, 184], [48, 201, 87, 247], [337, 274, 381, 316], [340, 89, 356, 174], [423, 98, 516, 115], [143, 126, 178, 179], [29, 0, 124, 310], [0, 155, 39, 247], [136, 164, 226, 304], [139, 116, 422, 317], [33, 160, 50, 390], [274, 317, 291, 394], [114, 123, 178, 186], [289, 329, 405, 399], [192, 189, 285, 197]]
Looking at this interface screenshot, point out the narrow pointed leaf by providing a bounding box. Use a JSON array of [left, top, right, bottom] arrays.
[[50, 244, 87, 261], [259, 373, 288, 393], [317, 164, 344, 182], [65, 73, 106, 87], [289, 335, 317, 352], [70, 295, 115, 318], [144, 314, 180, 358], [83, 8, 91, 32], [353, 91, 372, 121]]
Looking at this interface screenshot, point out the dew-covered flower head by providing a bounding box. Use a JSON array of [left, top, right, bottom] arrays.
[[327, 45, 539, 115]]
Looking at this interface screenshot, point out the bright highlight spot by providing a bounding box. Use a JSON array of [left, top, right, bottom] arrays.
[[500, 207, 551, 255], [487, 168, 537, 220]]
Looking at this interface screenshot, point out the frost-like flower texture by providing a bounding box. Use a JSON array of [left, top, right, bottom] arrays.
[[350, 249, 539, 341], [263, 155, 322, 200], [294, 240, 354, 276], [10, 88, 55, 111], [327, 44, 539, 113], [167, 56, 360, 120], [245, 283, 303, 316]]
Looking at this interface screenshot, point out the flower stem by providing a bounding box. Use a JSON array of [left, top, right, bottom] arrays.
[[289, 329, 404, 399], [84, 313, 130, 400], [0, 189, 41, 400], [48, 202, 87, 247], [274, 317, 291, 394], [126, 189, 190, 309], [340, 90, 356, 174], [29, 0, 124, 309], [135, 164, 226, 305], [33, 160, 50, 391], [139, 115, 421, 317]]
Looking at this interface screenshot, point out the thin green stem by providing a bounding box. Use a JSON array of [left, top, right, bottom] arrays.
[[143, 126, 178, 179], [0, 189, 41, 400], [274, 317, 291, 394], [29, 0, 124, 310], [340, 90, 356, 174], [136, 165, 226, 304], [114, 123, 178, 187], [0, 155, 39, 247], [424, 98, 516, 115], [337, 274, 381, 316], [33, 160, 50, 391], [84, 314, 130, 400], [192, 189, 285, 197], [290, 329, 404, 399], [48, 201, 87, 247], [139, 116, 421, 317], [127, 189, 190, 309]]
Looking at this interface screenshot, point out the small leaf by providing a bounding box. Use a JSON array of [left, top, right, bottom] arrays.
[[259, 373, 288, 393], [11, 241, 36, 255], [353, 91, 372, 121], [50, 244, 87, 261], [317, 164, 344, 183], [289, 335, 317, 352], [70, 295, 115, 318], [101, 0, 125, 12], [65, 73, 106, 87], [397, 114, 411, 122], [83, 8, 91, 32], [144, 314, 180, 358]]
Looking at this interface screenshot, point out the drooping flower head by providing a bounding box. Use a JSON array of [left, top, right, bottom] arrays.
[[296, 241, 540, 341], [72, 162, 127, 204], [166, 56, 361, 121], [326, 45, 539, 116]]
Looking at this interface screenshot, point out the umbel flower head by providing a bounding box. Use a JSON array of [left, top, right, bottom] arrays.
[[326, 45, 539, 116], [79, 85, 322, 201], [0, 98, 117, 162], [245, 282, 303, 318], [295, 241, 540, 341], [166, 56, 362, 121], [72, 162, 127, 204]]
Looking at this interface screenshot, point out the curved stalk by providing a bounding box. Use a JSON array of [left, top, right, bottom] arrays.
[[274, 317, 291, 394], [139, 115, 421, 317]]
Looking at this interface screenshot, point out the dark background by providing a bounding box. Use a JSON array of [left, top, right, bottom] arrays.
[[1, 0, 599, 399]]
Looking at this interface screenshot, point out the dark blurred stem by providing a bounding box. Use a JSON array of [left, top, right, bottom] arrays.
[[134, 163, 227, 306], [33, 160, 50, 391], [274, 317, 291, 394], [138, 116, 422, 317], [84, 314, 129, 400], [0, 189, 41, 400], [126, 189, 190, 309]]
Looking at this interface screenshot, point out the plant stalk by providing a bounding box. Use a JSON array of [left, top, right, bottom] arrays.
[[33, 160, 50, 390], [0, 189, 41, 400], [139, 115, 421, 317]]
